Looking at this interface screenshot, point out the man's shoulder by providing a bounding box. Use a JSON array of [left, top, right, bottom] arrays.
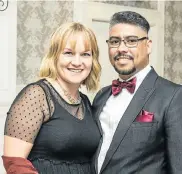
[[96, 85, 112, 96], [154, 76, 182, 97], [98, 85, 111, 93], [92, 85, 111, 105], [157, 76, 181, 88]]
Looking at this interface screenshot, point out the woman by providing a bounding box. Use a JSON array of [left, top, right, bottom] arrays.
[[2, 22, 101, 174]]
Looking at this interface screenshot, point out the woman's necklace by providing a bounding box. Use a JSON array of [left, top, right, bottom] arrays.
[[56, 80, 81, 105]]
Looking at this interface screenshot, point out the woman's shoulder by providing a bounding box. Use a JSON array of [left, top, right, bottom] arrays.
[[14, 79, 49, 103], [20, 79, 47, 92]]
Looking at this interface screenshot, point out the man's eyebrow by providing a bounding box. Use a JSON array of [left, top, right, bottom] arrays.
[[124, 35, 138, 38], [109, 36, 120, 39], [109, 35, 138, 40]]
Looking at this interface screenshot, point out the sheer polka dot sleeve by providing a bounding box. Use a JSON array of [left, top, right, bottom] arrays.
[[4, 84, 51, 143]]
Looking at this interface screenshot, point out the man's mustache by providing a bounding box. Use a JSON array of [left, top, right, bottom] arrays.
[[113, 53, 133, 61]]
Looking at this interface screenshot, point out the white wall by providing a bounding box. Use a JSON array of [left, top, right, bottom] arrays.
[[0, 1, 17, 173]]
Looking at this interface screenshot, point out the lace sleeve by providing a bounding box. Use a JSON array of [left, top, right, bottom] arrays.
[[4, 84, 51, 143]]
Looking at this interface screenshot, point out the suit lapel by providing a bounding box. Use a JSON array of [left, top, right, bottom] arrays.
[[92, 86, 112, 174], [94, 86, 112, 134], [100, 69, 158, 173]]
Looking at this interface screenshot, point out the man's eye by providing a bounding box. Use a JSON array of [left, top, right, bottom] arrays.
[[127, 39, 137, 43], [110, 40, 120, 44]]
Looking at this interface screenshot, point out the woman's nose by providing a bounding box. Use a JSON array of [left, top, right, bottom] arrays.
[[71, 55, 82, 66]]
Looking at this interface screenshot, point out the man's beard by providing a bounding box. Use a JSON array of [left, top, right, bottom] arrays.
[[112, 53, 136, 75], [113, 65, 136, 75]]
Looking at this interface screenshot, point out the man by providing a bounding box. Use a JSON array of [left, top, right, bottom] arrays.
[[92, 11, 182, 174]]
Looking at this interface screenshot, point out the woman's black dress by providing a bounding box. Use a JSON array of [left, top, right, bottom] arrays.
[[4, 79, 101, 174]]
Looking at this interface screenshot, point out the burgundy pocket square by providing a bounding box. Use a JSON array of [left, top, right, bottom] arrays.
[[136, 110, 154, 122]]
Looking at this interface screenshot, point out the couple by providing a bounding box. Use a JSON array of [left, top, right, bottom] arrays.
[[2, 11, 182, 174]]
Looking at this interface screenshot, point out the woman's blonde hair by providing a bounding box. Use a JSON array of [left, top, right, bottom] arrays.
[[39, 22, 101, 91]]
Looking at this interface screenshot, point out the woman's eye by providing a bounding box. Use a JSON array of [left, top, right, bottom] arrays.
[[82, 52, 91, 57], [63, 51, 73, 55]]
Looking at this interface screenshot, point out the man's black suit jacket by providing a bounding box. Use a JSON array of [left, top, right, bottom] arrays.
[[92, 69, 182, 174]]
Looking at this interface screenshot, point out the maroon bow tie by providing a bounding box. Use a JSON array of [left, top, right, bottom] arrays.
[[112, 77, 136, 96]]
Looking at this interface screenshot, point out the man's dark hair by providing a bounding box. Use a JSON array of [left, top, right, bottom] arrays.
[[110, 11, 150, 33]]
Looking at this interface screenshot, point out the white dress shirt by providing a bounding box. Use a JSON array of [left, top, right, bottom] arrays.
[[97, 65, 152, 173]]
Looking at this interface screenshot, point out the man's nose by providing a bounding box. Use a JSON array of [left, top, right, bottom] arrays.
[[117, 41, 129, 52]]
